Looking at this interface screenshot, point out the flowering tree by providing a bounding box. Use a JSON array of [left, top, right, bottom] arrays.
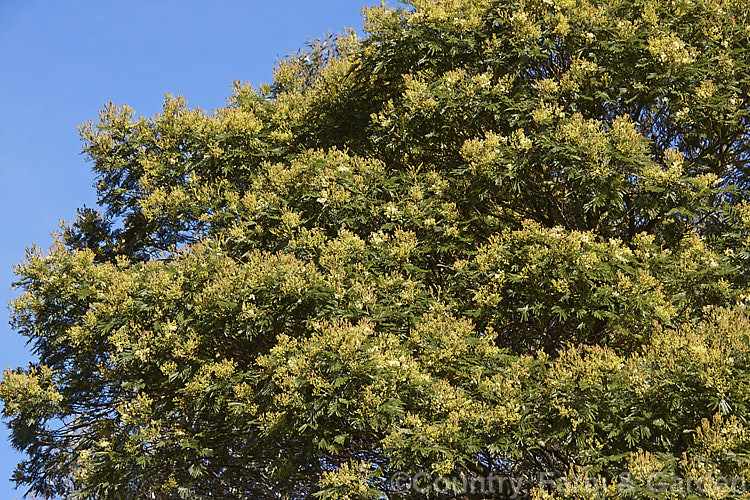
[[3, 0, 750, 498]]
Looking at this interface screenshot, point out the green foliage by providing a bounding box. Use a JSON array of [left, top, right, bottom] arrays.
[[5, 0, 750, 498]]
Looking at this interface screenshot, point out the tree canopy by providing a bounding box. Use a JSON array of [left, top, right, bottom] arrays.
[[4, 0, 750, 498]]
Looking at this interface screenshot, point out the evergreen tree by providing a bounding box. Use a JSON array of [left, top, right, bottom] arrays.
[[4, 0, 750, 497]]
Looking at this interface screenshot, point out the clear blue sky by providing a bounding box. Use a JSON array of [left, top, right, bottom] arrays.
[[0, 1, 377, 496]]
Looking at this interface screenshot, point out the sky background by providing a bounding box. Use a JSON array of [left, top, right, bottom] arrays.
[[0, 1, 377, 496]]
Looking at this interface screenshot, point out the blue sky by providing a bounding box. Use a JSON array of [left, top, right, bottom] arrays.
[[0, 1, 377, 496]]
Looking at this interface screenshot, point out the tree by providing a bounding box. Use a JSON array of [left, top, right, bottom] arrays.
[[3, 0, 750, 497]]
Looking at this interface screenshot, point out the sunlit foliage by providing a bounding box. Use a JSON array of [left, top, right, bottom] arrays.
[[4, 0, 750, 497]]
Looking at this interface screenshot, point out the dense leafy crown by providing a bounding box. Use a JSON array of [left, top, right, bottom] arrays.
[[4, 0, 750, 498]]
